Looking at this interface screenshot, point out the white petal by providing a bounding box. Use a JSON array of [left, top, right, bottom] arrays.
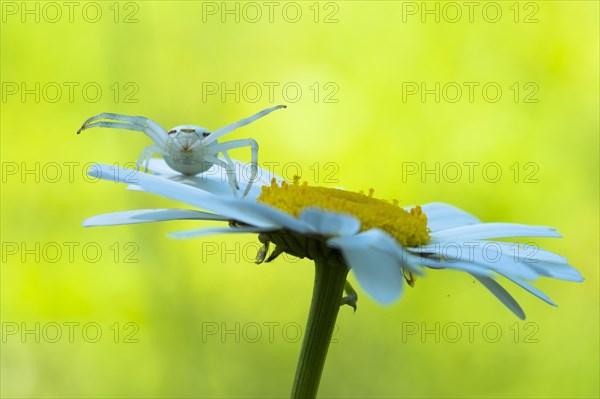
[[299, 208, 361, 236], [329, 232, 405, 304], [231, 159, 284, 188], [366, 231, 427, 276], [486, 242, 583, 282], [170, 226, 276, 239], [125, 175, 261, 200], [145, 158, 283, 201], [88, 164, 310, 232], [414, 256, 496, 278], [232, 202, 314, 234], [432, 223, 561, 241], [506, 278, 557, 307], [333, 228, 426, 276], [127, 165, 249, 199], [409, 240, 580, 307], [145, 158, 176, 174], [83, 209, 227, 227], [88, 164, 252, 222], [412, 240, 539, 280], [491, 242, 568, 264], [471, 275, 526, 319], [418, 202, 481, 232], [525, 261, 584, 282], [414, 239, 583, 282], [158, 174, 242, 199]]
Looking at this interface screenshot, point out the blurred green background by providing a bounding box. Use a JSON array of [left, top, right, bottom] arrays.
[[1, 1, 598, 398]]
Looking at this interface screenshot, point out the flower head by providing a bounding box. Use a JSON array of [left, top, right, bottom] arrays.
[[84, 160, 584, 319]]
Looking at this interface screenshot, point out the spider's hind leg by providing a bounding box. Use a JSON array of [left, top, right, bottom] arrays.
[[204, 155, 240, 198], [210, 138, 258, 199], [221, 150, 240, 190]]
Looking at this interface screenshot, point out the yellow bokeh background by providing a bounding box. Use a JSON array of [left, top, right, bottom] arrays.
[[1, 1, 598, 398]]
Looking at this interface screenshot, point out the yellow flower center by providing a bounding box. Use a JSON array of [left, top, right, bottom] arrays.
[[257, 178, 430, 247]]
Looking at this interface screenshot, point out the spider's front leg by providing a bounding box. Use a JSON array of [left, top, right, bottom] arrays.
[[211, 138, 259, 198], [202, 105, 286, 145], [77, 113, 169, 148]]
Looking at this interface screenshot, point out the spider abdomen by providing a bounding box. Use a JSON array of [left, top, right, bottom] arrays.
[[163, 125, 214, 175], [163, 151, 213, 175]]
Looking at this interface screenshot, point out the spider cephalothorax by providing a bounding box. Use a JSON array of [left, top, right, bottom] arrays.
[[77, 105, 286, 198]]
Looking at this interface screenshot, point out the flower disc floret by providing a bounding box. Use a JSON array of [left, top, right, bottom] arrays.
[[257, 178, 430, 247]]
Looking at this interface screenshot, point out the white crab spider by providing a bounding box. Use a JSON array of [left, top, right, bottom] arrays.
[[77, 105, 286, 198]]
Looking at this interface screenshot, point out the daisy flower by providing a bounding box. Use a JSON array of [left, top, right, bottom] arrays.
[[85, 159, 583, 319], [83, 159, 583, 398]]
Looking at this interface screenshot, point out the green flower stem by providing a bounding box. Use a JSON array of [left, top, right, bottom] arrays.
[[291, 255, 349, 399]]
